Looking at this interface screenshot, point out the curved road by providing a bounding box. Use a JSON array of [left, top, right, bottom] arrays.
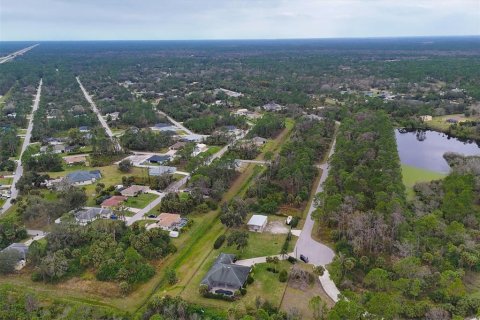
[[1, 79, 42, 214]]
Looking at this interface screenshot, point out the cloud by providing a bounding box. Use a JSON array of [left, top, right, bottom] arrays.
[[0, 0, 478, 40]]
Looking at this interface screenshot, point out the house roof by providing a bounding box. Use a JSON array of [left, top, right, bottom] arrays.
[[63, 155, 87, 164], [1, 243, 28, 260], [154, 122, 171, 128], [262, 102, 285, 111], [170, 141, 186, 149], [224, 125, 237, 131], [121, 185, 149, 196], [149, 166, 177, 176], [75, 207, 112, 222], [201, 253, 251, 290], [147, 155, 170, 163], [181, 134, 205, 142], [101, 196, 127, 207], [157, 213, 181, 228], [252, 136, 267, 143], [247, 214, 268, 227], [66, 170, 101, 183]]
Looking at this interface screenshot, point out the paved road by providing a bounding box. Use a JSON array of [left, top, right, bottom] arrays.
[[157, 110, 194, 135], [205, 131, 247, 166], [0, 44, 38, 64], [1, 79, 42, 214], [293, 136, 341, 302], [294, 138, 336, 265], [76, 77, 122, 152]]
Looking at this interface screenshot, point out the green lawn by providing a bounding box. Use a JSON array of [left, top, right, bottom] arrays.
[[401, 164, 446, 199], [219, 229, 293, 260], [0, 177, 12, 185], [124, 193, 158, 209], [180, 258, 290, 313]]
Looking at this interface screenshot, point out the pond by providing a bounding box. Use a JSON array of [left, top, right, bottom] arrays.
[[395, 129, 480, 173]]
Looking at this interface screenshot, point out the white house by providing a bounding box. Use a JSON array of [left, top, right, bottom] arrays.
[[247, 215, 268, 233]]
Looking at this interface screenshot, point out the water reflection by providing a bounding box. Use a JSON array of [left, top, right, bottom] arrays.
[[395, 129, 480, 173]]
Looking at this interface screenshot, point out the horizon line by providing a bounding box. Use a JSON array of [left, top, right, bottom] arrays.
[[1, 34, 479, 43]]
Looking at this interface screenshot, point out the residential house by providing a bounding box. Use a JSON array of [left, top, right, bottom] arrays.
[[146, 154, 171, 164], [251, 136, 267, 146], [149, 166, 177, 176], [181, 134, 206, 143], [157, 212, 182, 231], [65, 170, 101, 186], [192, 143, 208, 156], [247, 215, 268, 232], [63, 155, 87, 165], [151, 123, 178, 132], [1, 243, 28, 270], [262, 102, 285, 112], [419, 115, 433, 122], [120, 185, 149, 197], [105, 112, 120, 121], [200, 253, 251, 296], [74, 207, 113, 225], [169, 141, 187, 151], [101, 196, 127, 209]]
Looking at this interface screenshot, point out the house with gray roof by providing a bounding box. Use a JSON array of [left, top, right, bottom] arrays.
[[149, 166, 177, 176], [1, 243, 28, 270], [200, 253, 251, 296], [262, 102, 285, 112], [65, 170, 101, 186], [74, 207, 113, 225]]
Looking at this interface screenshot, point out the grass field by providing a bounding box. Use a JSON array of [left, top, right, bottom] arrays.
[[219, 229, 294, 260], [427, 113, 479, 131], [401, 164, 446, 199], [124, 193, 157, 209]]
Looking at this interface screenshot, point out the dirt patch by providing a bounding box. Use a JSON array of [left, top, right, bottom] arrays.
[[265, 220, 289, 234], [58, 277, 121, 298]]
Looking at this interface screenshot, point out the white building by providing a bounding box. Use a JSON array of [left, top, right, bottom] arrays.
[[247, 215, 268, 233]]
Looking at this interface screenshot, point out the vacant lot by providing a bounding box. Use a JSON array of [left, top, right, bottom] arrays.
[[124, 193, 157, 209]]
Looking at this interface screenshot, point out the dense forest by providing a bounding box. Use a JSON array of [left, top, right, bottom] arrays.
[[318, 112, 480, 319], [246, 117, 335, 214]]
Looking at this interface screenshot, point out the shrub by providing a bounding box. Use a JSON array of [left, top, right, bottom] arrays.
[[240, 288, 247, 295], [213, 235, 226, 249], [166, 268, 178, 285], [290, 217, 299, 228], [287, 256, 297, 264], [246, 274, 254, 285], [279, 270, 288, 282]]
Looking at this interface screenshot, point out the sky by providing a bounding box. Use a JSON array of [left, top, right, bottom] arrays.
[[0, 0, 479, 41]]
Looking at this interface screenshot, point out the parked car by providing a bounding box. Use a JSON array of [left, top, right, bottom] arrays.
[[300, 254, 309, 263], [148, 214, 157, 218], [286, 216, 293, 225]]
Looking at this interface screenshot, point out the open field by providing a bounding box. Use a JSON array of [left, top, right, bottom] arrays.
[[401, 164, 446, 199], [219, 229, 294, 260], [427, 113, 479, 131]]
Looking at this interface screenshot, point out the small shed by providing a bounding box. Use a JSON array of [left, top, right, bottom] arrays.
[[247, 214, 268, 233]]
